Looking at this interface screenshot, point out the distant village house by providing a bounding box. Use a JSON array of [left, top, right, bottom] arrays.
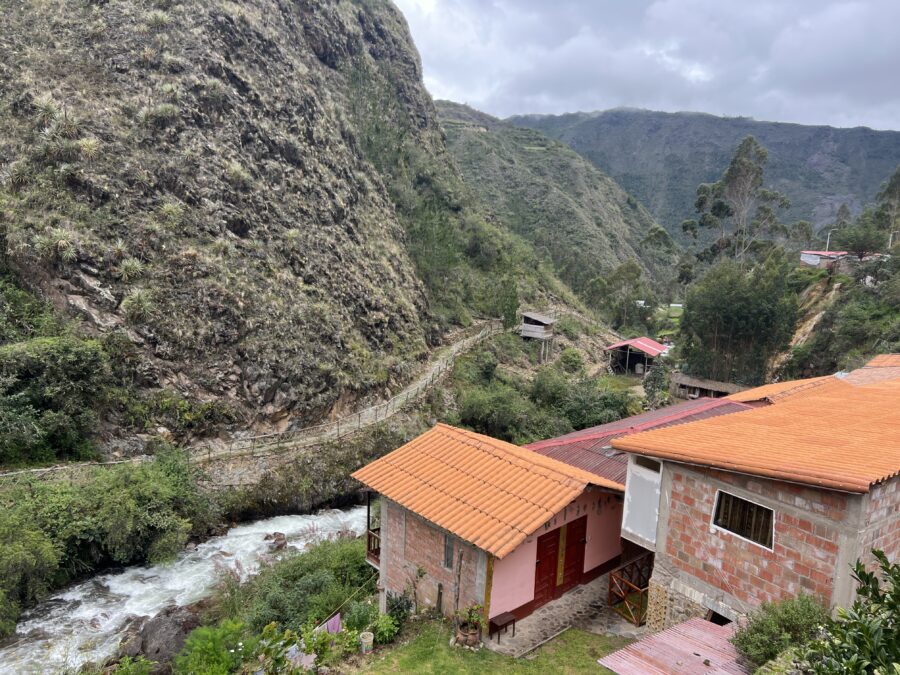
[[605, 337, 668, 375]]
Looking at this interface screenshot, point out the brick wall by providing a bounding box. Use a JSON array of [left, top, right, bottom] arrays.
[[659, 466, 851, 613], [860, 476, 900, 567], [380, 499, 484, 618]]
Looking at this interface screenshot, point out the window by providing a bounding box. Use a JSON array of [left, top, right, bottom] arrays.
[[713, 491, 774, 549], [443, 533, 454, 569]]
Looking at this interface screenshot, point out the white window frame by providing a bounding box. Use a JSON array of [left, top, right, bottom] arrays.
[[709, 489, 775, 552]]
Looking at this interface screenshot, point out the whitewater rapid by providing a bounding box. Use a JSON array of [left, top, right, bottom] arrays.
[[0, 505, 368, 674]]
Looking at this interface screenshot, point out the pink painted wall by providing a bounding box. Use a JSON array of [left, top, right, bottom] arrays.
[[489, 487, 623, 617]]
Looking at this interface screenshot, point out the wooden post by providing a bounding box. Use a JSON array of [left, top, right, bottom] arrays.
[[453, 548, 464, 626], [482, 555, 494, 637]]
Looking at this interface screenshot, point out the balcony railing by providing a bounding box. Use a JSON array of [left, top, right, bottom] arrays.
[[608, 551, 654, 626], [366, 527, 381, 566]]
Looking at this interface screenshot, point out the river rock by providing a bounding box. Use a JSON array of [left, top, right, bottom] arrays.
[[138, 606, 201, 673]]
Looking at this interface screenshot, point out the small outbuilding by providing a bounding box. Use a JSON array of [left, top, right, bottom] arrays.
[[670, 373, 748, 400], [605, 337, 668, 375], [519, 311, 556, 340], [800, 250, 847, 268]]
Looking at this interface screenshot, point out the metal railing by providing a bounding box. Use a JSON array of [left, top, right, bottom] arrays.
[[608, 552, 654, 626]]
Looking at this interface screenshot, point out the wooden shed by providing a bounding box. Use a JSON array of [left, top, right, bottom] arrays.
[[519, 311, 556, 340]]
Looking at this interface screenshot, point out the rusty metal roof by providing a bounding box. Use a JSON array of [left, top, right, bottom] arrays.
[[614, 378, 900, 493], [351, 424, 621, 558], [598, 618, 747, 674], [526, 398, 751, 484]]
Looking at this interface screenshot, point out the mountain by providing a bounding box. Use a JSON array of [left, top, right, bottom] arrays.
[[509, 108, 900, 242], [437, 102, 676, 297], [0, 0, 572, 443]]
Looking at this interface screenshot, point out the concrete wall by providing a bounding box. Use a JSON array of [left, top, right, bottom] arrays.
[[646, 463, 866, 629], [489, 487, 622, 618], [379, 498, 487, 618]]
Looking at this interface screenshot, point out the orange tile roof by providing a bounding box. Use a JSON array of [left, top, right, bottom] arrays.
[[726, 375, 835, 403], [614, 379, 900, 493], [866, 354, 900, 368], [351, 424, 621, 558]]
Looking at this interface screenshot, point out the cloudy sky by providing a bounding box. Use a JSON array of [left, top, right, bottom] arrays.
[[393, 0, 900, 130]]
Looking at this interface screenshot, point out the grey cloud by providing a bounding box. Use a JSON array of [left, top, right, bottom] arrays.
[[394, 0, 900, 129]]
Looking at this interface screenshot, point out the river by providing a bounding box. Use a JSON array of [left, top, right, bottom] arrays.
[[0, 505, 368, 674]]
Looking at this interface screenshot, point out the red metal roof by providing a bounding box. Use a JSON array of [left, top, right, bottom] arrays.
[[605, 337, 668, 357], [525, 398, 751, 484], [598, 618, 748, 674]]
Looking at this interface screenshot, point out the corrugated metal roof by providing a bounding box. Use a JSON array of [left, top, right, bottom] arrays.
[[801, 250, 847, 257], [671, 372, 748, 394], [614, 378, 900, 493], [525, 398, 751, 484], [598, 618, 747, 674], [605, 337, 668, 357], [521, 311, 556, 325], [351, 424, 622, 559]]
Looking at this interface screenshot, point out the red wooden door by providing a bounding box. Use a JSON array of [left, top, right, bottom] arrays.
[[559, 516, 587, 594], [533, 527, 560, 608]]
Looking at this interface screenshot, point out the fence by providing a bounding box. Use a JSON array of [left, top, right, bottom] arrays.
[[192, 319, 506, 464]]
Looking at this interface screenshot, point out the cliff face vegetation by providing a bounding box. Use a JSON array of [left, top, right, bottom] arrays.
[[0, 0, 571, 446], [437, 101, 677, 298], [511, 108, 900, 243]]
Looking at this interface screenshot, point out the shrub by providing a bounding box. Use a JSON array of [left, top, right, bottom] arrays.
[[386, 591, 412, 626], [372, 613, 399, 645], [113, 656, 156, 675], [344, 599, 378, 632], [0, 336, 109, 464], [731, 594, 829, 667], [145, 10, 171, 30], [803, 551, 900, 674], [121, 288, 155, 322], [76, 137, 100, 161], [559, 347, 584, 373], [225, 161, 252, 189], [139, 103, 179, 128], [561, 379, 634, 430], [173, 620, 254, 675], [119, 257, 145, 282]]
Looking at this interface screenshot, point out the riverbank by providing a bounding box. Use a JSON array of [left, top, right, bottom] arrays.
[[0, 506, 368, 674]]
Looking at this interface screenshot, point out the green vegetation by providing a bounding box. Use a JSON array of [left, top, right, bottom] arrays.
[[436, 101, 676, 307], [802, 551, 900, 674], [679, 254, 798, 385], [785, 255, 900, 375], [176, 537, 400, 673], [447, 334, 639, 443], [0, 449, 215, 636], [730, 594, 829, 668], [361, 620, 628, 674], [510, 108, 900, 246], [0, 275, 110, 465]]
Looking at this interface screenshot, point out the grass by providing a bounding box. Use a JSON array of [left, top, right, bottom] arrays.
[[595, 374, 642, 392], [357, 620, 629, 674]]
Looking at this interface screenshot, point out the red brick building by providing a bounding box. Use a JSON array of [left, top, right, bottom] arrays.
[[351, 424, 625, 626], [612, 361, 900, 629]]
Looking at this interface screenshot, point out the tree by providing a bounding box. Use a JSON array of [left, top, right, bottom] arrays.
[[682, 136, 790, 264], [679, 252, 798, 384], [588, 260, 654, 330], [643, 358, 671, 410], [835, 203, 853, 228], [877, 165, 900, 232], [803, 550, 900, 674], [834, 208, 887, 260]]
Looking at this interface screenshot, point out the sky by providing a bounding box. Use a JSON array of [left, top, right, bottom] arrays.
[[392, 0, 900, 130]]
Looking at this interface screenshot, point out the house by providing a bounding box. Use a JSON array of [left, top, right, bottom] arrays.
[[670, 373, 748, 400], [611, 361, 900, 631], [800, 250, 847, 267], [350, 424, 625, 627], [605, 337, 668, 375], [525, 396, 751, 625]]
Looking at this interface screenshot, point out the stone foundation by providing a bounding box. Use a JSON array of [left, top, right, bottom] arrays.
[[646, 579, 706, 631]]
